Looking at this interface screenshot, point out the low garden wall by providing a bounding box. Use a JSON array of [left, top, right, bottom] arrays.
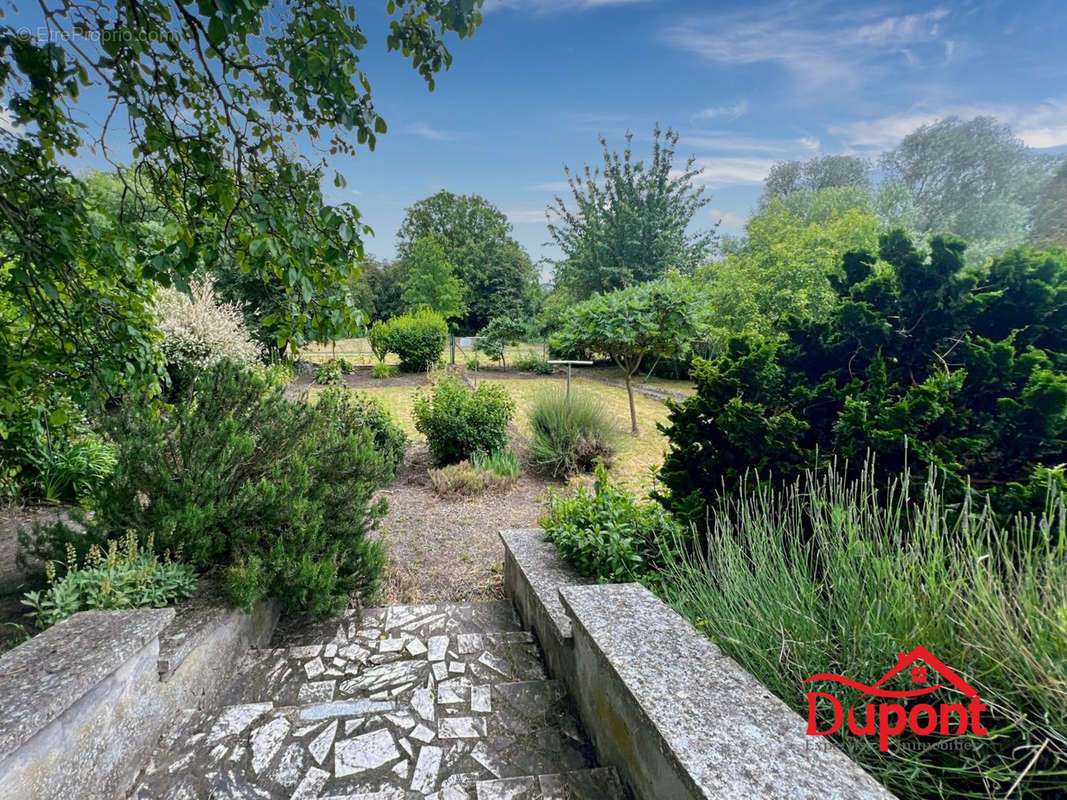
[[501, 527, 896, 800], [0, 597, 279, 800]]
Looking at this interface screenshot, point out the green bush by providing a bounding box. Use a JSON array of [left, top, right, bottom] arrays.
[[314, 358, 351, 385], [658, 235, 1067, 523], [466, 357, 481, 371], [384, 309, 448, 372], [371, 362, 397, 379], [23, 361, 390, 614], [528, 387, 615, 478], [542, 464, 681, 583], [658, 463, 1067, 800], [514, 354, 554, 374], [23, 532, 197, 628], [316, 389, 407, 479], [413, 377, 515, 465]]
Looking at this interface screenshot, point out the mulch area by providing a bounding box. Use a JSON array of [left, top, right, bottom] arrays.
[[372, 442, 553, 605]]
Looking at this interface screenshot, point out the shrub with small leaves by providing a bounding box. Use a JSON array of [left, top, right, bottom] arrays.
[[315, 358, 351, 385], [22, 532, 197, 629], [153, 278, 259, 376], [514, 354, 554, 374], [414, 377, 515, 465], [384, 309, 448, 372], [368, 319, 391, 363]]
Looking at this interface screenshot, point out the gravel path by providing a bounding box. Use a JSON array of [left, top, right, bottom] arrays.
[[373, 443, 552, 605]]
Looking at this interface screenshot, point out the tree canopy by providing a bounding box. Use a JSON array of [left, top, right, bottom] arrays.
[[396, 190, 538, 331], [552, 278, 697, 434], [548, 126, 716, 300], [0, 0, 484, 403], [763, 155, 870, 200], [400, 235, 468, 323]]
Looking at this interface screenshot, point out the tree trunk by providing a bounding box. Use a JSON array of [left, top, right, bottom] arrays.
[[625, 370, 638, 435]]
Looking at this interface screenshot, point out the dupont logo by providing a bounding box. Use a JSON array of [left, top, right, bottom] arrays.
[[803, 646, 988, 752]]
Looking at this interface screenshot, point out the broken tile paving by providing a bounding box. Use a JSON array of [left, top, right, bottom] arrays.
[[131, 601, 625, 799]]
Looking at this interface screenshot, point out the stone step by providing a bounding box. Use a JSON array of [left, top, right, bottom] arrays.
[[275, 601, 523, 647], [132, 680, 596, 800], [220, 631, 546, 707], [475, 767, 625, 800]]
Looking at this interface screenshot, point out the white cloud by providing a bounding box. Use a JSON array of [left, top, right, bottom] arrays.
[[663, 3, 955, 90], [831, 97, 1067, 151], [681, 156, 778, 187], [710, 207, 748, 229], [406, 123, 460, 141], [683, 132, 820, 154], [692, 100, 750, 121], [506, 208, 549, 224]]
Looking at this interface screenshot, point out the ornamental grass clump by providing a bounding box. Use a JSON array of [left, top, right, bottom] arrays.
[[528, 387, 616, 479], [657, 461, 1067, 800]]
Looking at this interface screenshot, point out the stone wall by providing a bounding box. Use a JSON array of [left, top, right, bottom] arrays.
[[0, 598, 279, 800], [500, 528, 897, 800]]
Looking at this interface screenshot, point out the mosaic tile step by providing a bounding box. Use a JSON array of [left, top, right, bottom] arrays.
[[474, 767, 625, 800], [275, 602, 523, 648], [132, 680, 597, 799], [220, 631, 547, 707]]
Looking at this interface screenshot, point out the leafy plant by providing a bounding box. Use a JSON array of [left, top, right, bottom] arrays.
[[476, 316, 526, 368], [528, 387, 616, 478], [466, 357, 481, 371], [400, 234, 468, 322], [372, 362, 398, 379], [23, 362, 390, 614], [315, 389, 408, 479], [23, 532, 197, 629], [658, 462, 1067, 800], [383, 309, 449, 372], [413, 376, 515, 465], [514, 354, 554, 374], [314, 358, 351, 385], [368, 320, 391, 364], [542, 464, 681, 583]]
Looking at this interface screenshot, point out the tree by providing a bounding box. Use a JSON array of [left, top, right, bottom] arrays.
[[396, 191, 538, 330], [476, 316, 526, 368], [548, 126, 716, 300], [400, 235, 467, 322], [695, 188, 882, 335], [552, 279, 697, 434], [0, 0, 484, 403], [763, 155, 869, 199], [880, 116, 1051, 256], [1030, 159, 1067, 249]]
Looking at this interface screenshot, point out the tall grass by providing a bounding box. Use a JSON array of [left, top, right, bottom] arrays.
[[658, 462, 1067, 799], [528, 387, 616, 478]]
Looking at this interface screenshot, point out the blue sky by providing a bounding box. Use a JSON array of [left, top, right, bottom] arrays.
[[9, 0, 1067, 272]]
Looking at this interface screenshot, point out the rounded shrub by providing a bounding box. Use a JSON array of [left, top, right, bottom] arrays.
[[528, 387, 616, 478], [413, 377, 515, 465], [385, 309, 448, 372]]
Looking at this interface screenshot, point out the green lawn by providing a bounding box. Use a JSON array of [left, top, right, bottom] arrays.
[[320, 374, 673, 492]]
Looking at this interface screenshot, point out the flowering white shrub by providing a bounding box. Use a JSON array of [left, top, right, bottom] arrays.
[[153, 279, 259, 370]]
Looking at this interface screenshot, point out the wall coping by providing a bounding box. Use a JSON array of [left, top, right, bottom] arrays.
[[499, 528, 591, 642], [0, 607, 174, 761], [559, 583, 895, 799]]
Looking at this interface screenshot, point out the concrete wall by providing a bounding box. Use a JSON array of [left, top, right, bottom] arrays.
[[0, 599, 279, 800], [501, 528, 896, 800]]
